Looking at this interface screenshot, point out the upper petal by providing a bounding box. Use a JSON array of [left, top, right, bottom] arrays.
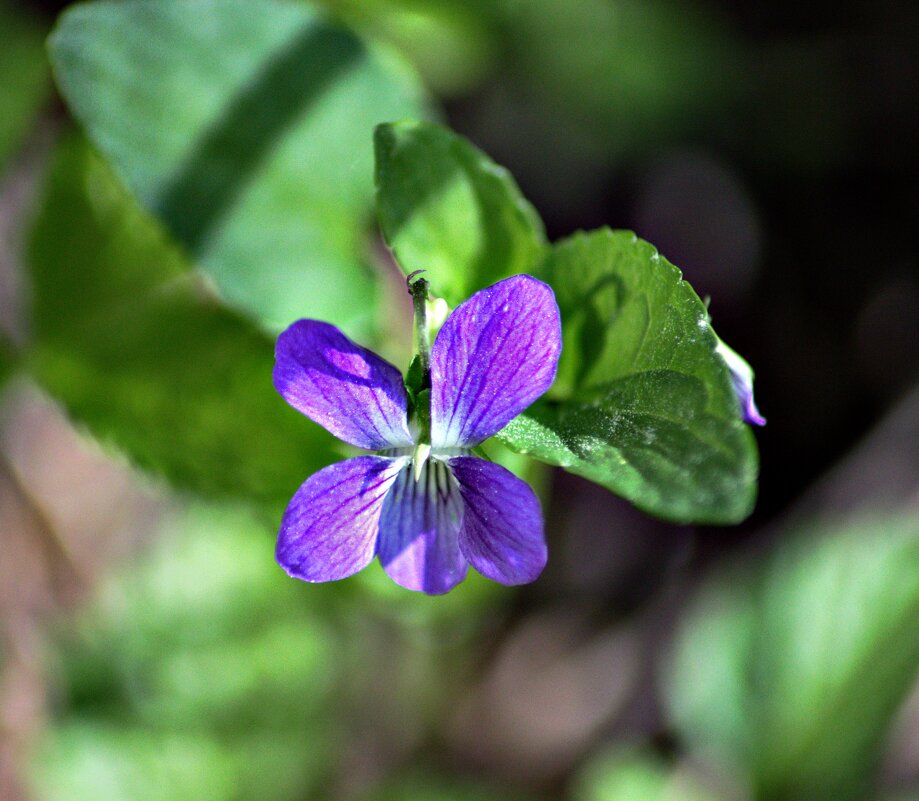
[[449, 456, 547, 585], [274, 320, 413, 450], [430, 275, 561, 448], [377, 458, 468, 595], [277, 455, 405, 582]]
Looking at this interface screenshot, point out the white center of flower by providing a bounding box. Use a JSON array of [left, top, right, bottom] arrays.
[[412, 442, 432, 481], [381, 445, 472, 484]]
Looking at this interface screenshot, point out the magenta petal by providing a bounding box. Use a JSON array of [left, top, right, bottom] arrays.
[[430, 275, 561, 448], [377, 459, 468, 595], [277, 456, 405, 582], [449, 456, 547, 585], [274, 320, 413, 450]]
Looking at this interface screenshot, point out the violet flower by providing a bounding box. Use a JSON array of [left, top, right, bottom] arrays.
[[715, 336, 766, 426], [273, 275, 562, 595]]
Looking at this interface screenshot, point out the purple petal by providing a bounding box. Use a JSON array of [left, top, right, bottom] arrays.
[[277, 456, 405, 582], [377, 459, 468, 595], [733, 377, 766, 426], [715, 337, 766, 426], [430, 275, 561, 448], [274, 320, 413, 450], [449, 456, 547, 585]]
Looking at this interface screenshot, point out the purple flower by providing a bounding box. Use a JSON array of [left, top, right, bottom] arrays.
[[715, 336, 766, 426], [273, 275, 562, 595]]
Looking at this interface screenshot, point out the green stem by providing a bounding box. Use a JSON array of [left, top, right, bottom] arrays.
[[408, 271, 430, 384]]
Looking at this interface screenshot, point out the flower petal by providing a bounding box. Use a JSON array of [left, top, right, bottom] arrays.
[[449, 456, 547, 585], [430, 275, 561, 448], [277, 456, 405, 582], [274, 320, 413, 450], [377, 459, 468, 595], [715, 336, 766, 426]]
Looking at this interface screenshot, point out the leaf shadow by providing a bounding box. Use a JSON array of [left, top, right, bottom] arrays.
[[572, 271, 627, 391], [154, 20, 364, 253]]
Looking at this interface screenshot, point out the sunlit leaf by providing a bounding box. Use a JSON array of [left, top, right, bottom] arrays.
[[33, 726, 239, 801], [498, 229, 758, 524], [666, 514, 919, 801], [49, 0, 429, 331], [374, 120, 546, 306], [27, 137, 338, 510], [572, 746, 729, 801]]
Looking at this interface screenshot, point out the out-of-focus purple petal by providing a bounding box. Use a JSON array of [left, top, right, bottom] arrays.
[[449, 456, 546, 585], [274, 320, 413, 450], [277, 456, 405, 582], [430, 275, 561, 448], [733, 376, 766, 426], [377, 458, 467, 595], [715, 337, 766, 426]]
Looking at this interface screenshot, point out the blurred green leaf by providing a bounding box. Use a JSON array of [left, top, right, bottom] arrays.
[[49, 0, 429, 331], [508, 0, 744, 160], [374, 120, 546, 306], [666, 514, 919, 801], [36, 504, 336, 801], [572, 746, 729, 801], [27, 136, 338, 511], [353, 558, 503, 632], [61, 506, 336, 716], [498, 229, 758, 524], [0, 330, 15, 391], [0, 1, 51, 171], [367, 770, 538, 801], [321, 0, 501, 96], [34, 725, 240, 801]]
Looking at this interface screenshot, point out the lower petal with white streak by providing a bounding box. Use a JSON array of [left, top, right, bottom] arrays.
[[378, 458, 468, 595]]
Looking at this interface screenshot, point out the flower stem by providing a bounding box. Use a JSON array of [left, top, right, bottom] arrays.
[[407, 271, 431, 384]]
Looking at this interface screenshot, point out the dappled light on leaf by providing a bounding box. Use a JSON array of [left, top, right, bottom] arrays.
[[49, 0, 429, 330]]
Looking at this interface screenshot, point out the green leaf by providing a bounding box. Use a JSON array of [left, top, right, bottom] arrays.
[[33, 504, 336, 801], [498, 229, 757, 524], [49, 0, 429, 331], [572, 747, 728, 801], [665, 514, 919, 801], [27, 136, 338, 511], [507, 0, 744, 161], [374, 120, 547, 306], [0, 1, 51, 171], [404, 354, 424, 403], [366, 770, 538, 801], [0, 331, 14, 391], [34, 726, 242, 801], [327, 0, 502, 96]]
